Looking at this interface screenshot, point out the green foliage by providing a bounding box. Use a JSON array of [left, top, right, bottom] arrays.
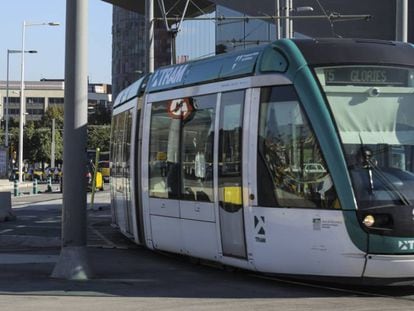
[[23, 122, 63, 164], [87, 125, 111, 152], [39, 106, 64, 128], [88, 106, 111, 125], [7, 105, 111, 165]]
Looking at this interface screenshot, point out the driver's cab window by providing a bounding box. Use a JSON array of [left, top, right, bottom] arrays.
[[257, 85, 339, 209]]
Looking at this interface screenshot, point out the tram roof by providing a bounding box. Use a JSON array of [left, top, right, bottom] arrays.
[[146, 44, 287, 93], [146, 38, 414, 93], [293, 38, 414, 67], [113, 76, 148, 108], [114, 38, 414, 107]]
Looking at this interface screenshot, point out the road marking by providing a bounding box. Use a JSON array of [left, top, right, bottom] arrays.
[[0, 229, 13, 234], [88, 226, 117, 248]]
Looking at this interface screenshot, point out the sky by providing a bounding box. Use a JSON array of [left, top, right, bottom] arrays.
[[0, 0, 112, 84]]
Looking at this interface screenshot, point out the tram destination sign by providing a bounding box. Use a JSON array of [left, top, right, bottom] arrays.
[[324, 67, 409, 87]]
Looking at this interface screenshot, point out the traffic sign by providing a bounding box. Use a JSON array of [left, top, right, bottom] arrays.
[[167, 98, 194, 120]]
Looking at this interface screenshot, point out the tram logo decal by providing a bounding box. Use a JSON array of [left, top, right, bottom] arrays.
[[254, 216, 266, 243], [150, 64, 189, 88], [398, 240, 414, 251]]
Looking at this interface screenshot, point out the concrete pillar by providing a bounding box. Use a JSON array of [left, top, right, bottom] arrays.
[[51, 0, 92, 280]]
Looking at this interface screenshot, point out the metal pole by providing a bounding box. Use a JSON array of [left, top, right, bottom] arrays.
[[171, 31, 177, 64], [146, 0, 154, 73], [156, 14, 372, 22], [52, 0, 91, 280], [6, 50, 37, 150], [283, 0, 290, 38], [51, 118, 55, 168], [5, 50, 10, 148], [289, 0, 294, 38], [275, 0, 281, 40], [396, 0, 402, 41], [396, 0, 408, 42], [18, 21, 26, 184]]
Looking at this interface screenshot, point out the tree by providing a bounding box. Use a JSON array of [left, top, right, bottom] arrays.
[[8, 106, 110, 167], [39, 106, 64, 129], [87, 125, 110, 152], [21, 121, 63, 167], [88, 106, 111, 125]]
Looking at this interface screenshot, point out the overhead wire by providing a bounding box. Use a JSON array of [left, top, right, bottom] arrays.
[[314, 0, 342, 38]]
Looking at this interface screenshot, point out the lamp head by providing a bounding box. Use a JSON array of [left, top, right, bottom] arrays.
[[296, 6, 314, 13]]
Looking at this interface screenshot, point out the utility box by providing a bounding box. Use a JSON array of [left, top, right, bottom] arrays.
[[0, 192, 14, 222]]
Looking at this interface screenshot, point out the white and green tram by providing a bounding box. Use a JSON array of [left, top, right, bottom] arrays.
[[110, 38, 414, 284]]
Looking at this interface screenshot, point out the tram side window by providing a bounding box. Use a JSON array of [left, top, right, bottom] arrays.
[[149, 102, 179, 199], [110, 114, 117, 199], [149, 95, 216, 202], [219, 91, 244, 209], [110, 115, 117, 177], [181, 94, 216, 202], [257, 86, 338, 209], [115, 112, 127, 192], [124, 110, 133, 192]]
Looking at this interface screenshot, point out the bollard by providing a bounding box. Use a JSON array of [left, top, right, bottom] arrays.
[[47, 177, 52, 192], [13, 180, 19, 197], [33, 179, 38, 194]]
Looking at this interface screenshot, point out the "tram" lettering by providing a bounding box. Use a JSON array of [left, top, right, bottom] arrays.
[[151, 64, 189, 88], [398, 240, 414, 251]]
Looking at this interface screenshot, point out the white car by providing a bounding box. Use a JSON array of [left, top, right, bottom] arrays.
[[303, 163, 326, 174]]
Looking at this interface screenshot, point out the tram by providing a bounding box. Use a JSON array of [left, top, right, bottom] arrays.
[[110, 38, 414, 284]]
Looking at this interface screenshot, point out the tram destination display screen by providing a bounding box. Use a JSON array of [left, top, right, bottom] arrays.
[[323, 67, 409, 87]]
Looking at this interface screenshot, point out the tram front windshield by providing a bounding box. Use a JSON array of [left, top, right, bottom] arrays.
[[315, 66, 414, 209]]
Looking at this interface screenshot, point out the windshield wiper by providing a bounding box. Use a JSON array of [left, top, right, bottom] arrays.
[[358, 136, 411, 206], [369, 159, 411, 206]]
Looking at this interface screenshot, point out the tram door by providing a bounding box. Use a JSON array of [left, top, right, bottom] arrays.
[[218, 90, 247, 259]]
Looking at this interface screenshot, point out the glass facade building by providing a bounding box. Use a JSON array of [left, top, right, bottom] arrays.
[[111, 1, 413, 99], [112, 6, 172, 99], [215, 6, 276, 54]]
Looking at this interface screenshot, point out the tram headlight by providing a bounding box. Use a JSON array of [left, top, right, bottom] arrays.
[[362, 214, 375, 227]]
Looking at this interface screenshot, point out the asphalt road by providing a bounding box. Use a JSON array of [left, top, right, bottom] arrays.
[[0, 190, 414, 310]]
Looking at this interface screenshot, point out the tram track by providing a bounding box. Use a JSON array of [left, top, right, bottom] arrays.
[[249, 274, 414, 301], [149, 248, 414, 301]]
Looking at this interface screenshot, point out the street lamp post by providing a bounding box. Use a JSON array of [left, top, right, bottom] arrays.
[[6, 49, 37, 148], [18, 21, 59, 184]]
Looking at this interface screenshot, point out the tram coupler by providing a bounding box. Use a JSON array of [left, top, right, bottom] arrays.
[[46, 177, 52, 192], [33, 179, 38, 194], [13, 180, 19, 197]]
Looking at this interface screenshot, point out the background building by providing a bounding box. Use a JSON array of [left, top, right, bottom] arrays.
[[0, 80, 112, 122], [112, 6, 172, 99]]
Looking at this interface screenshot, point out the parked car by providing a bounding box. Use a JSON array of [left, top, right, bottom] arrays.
[[303, 163, 326, 175], [98, 161, 110, 183], [86, 163, 104, 191]]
